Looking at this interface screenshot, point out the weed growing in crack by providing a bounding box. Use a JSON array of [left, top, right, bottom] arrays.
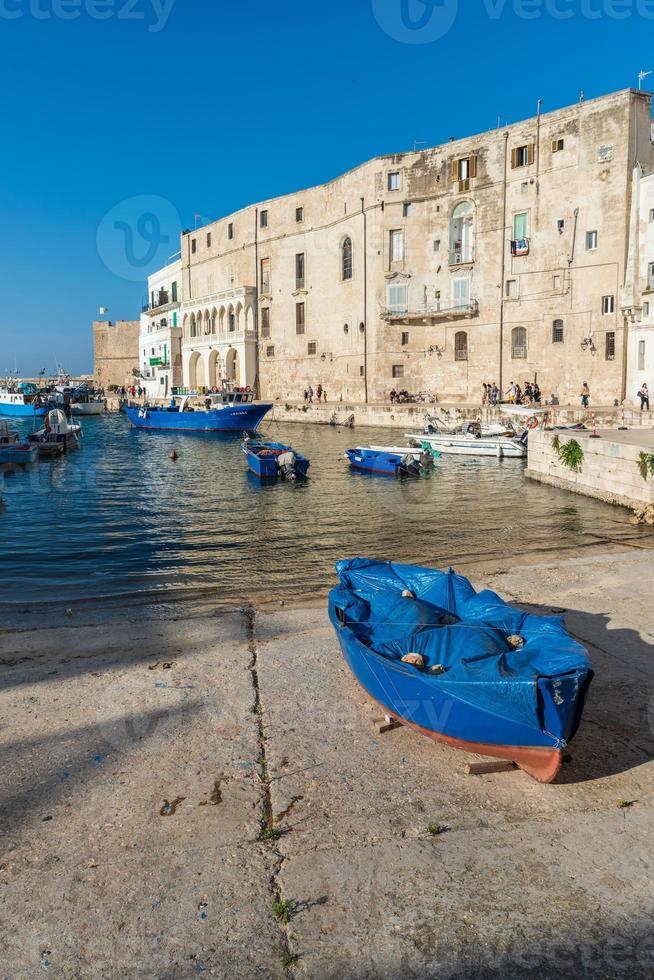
[[258, 825, 282, 842], [283, 951, 300, 969], [273, 898, 293, 924]]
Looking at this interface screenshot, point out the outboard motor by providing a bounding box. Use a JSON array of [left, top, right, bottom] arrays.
[[276, 450, 297, 481], [399, 454, 421, 477]]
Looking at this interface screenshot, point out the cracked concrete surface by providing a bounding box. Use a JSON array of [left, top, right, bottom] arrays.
[[1, 549, 653, 977]]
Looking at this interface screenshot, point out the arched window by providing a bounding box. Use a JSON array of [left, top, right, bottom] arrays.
[[454, 331, 468, 361], [190, 314, 197, 338], [342, 237, 353, 280], [512, 326, 527, 358], [552, 319, 564, 343], [450, 202, 475, 264]]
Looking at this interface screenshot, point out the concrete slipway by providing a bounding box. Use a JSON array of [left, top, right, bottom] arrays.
[[1, 547, 653, 978]]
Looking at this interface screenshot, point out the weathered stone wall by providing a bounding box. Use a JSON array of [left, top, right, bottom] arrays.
[[180, 89, 654, 406], [93, 320, 140, 390], [526, 428, 654, 508]]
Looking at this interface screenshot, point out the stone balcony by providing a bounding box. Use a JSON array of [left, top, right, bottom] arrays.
[[380, 299, 480, 324]]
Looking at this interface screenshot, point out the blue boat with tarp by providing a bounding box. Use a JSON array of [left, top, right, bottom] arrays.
[[329, 558, 593, 782], [125, 390, 272, 434], [242, 439, 310, 481], [345, 447, 432, 477]]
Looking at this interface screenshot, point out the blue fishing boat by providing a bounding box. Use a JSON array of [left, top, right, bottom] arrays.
[[329, 558, 593, 783], [0, 424, 38, 465], [345, 447, 427, 477], [125, 391, 272, 433], [242, 439, 310, 481], [0, 383, 53, 418]]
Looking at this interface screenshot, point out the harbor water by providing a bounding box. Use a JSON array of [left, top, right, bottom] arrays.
[[1, 413, 652, 610]]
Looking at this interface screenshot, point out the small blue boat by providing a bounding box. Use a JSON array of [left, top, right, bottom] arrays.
[[0, 424, 38, 465], [242, 439, 310, 481], [329, 558, 593, 782], [346, 447, 424, 477], [126, 391, 272, 434]]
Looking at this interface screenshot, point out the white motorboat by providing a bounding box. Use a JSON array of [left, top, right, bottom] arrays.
[[421, 413, 515, 437], [366, 444, 441, 461], [29, 410, 83, 457], [406, 423, 527, 458]]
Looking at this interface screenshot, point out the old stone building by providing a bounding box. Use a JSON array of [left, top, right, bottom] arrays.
[[178, 88, 654, 404], [93, 319, 140, 391]]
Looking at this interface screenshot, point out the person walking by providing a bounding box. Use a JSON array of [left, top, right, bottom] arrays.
[[307, 385, 314, 404], [638, 382, 650, 412], [506, 382, 516, 405], [581, 382, 590, 409], [491, 383, 499, 406], [303, 388, 308, 405], [316, 383, 323, 402]]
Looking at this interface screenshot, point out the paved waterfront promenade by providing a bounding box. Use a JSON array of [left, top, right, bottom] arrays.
[[1, 548, 653, 977]]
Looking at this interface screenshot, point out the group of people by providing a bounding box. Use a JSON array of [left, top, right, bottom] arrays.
[[503, 381, 542, 406], [118, 385, 142, 400], [304, 384, 328, 404], [481, 383, 500, 406]]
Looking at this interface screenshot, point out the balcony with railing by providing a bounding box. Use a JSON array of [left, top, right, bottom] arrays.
[[143, 290, 180, 314], [381, 299, 479, 323]]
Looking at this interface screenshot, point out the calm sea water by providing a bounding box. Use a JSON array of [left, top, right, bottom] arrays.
[[0, 413, 650, 610]]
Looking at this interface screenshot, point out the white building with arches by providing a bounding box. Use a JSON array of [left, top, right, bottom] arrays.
[[180, 286, 257, 392]]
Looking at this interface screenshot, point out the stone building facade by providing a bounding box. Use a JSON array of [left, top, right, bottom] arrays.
[[625, 168, 654, 404], [140, 259, 183, 399], [93, 319, 140, 391], [178, 88, 653, 404]]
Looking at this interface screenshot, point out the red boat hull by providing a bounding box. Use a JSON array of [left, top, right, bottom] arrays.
[[370, 691, 563, 783]]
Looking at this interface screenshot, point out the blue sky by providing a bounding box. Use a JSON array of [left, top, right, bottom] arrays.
[[1, 0, 653, 376]]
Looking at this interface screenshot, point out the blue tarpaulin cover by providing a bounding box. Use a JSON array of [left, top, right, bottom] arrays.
[[329, 558, 594, 747]]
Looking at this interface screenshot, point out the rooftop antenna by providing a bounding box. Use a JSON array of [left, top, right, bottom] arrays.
[[638, 70, 652, 90], [413, 139, 427, 152]]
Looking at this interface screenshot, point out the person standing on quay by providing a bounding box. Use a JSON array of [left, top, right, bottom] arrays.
[[581, 382, 590, 409], [638, 383, 650, 412], [307, 385, 314, 404]]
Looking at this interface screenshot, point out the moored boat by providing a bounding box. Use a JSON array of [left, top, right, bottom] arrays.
[[329, 558, 593, 783], [345, 447, 430, 477], [0, 383, 53, 418], [0, 424, 38, 465], [242, 439, 310, 480], [125, 390, 272, 433], [406, 422, 528, 458], [29, 410, 82, 457]]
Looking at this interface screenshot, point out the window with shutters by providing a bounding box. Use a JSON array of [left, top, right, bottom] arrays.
[[451, 156, 477, 191], [513, 212, 529, 240], [511, 326, 527, 359], [307, 342, 317, 355], [296, 207, 304, 223], [295, 253, 305, 290], [552, 319, 564, 343], [506, 279, 518, 299], [390, 229, 405, 264], [552, 138, 564, 153], [450, 202, 474, 264], [228, 223, 234, 240], [401, 331, 409, 346], [260, 210, 268, 228], [295, 302, 305, 335], [511, 144, 534, 169], [261, 307, 270, 338], [342, 237, 353, 280], [605, 332, 615, 360], [388, 172, 401, 191], [452, 276, 471, 309], [387, 282, 408, 312], [206, 232, 212, 247], [602, 295, 615, 315], [191, 239, 197, 254], [403, 202, 412, 217], [454, 331, 468, 361], [586, 230, 598, 251], [260, 257, 270, 294], [392, 364, 404, 379]]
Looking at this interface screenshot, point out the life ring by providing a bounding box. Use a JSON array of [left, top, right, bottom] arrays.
[[526, 415, 540, 430]]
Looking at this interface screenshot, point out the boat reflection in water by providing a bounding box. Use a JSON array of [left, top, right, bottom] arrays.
[[125, 386, 272, 434]]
